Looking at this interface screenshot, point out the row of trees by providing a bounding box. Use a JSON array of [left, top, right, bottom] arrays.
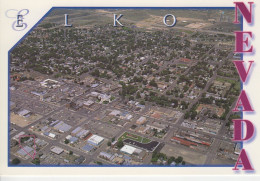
[[151, 152, 185, 165]]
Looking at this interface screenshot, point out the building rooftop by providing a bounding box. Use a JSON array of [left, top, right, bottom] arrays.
[[120, 145, 136, 155], [83, 100, 94, 106], [50, 146, 64, 155], [53, 121, 72, 132], [88, 135, 104, 145], [99, 151, 113, 159], [136, 116, 147, 125], [18, 109, 31, 117], [17, 146, 33, 156], [82, 144, 94, 152]]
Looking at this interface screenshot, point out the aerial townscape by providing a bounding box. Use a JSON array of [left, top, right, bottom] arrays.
[[9, 9, 242, 166]]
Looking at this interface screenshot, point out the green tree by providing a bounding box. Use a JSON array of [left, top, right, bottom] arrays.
[[167, 156, 175, 165], [136, 92, 141, 99], [149, 79, 158, 88], [129, 96, 135, 101], [96, 161, 103, 165], [32, 158, 40, 165], [11, 158, 21, 165], [140, 100, 145, 105], [151, 157, 158, 163], [190, 111, 197, 119], [184, 112, 189, 119], [117, 140, 124, 148], [183, 85, 189, 92], [64, 139, 69, 144], [175, 156, 183, 163]]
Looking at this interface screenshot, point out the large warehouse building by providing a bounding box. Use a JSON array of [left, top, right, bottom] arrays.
[[87, 135, 104, 146]]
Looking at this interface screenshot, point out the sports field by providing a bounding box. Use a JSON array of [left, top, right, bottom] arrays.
[[118, 132, 151, 144]]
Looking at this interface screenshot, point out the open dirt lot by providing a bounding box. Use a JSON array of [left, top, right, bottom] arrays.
[[11, 113, 42, 128], [160, 144, 207, 165]]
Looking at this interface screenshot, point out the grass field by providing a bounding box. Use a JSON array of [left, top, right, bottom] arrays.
[[118, 132, 151, 144], [216, 77, 241, 91], [177, 64, 189, 68]]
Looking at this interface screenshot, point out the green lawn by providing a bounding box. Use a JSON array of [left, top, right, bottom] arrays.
[[216, 77, 241, 91], [177, 64, 188, 68], [118, 132, 151, 144]]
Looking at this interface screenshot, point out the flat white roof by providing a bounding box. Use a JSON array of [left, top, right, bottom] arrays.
[[120, 145, 136, 155], [91, 92, 100, 97], [42, 79, 59, 83], [109, 110, 121, 116], [13, 131, 25, 140], [50, 146, 64, 155], [88, 135, 104, 144], [49, 133, 56, 138], [84, 100, 94, 106], [91, 83, 99, 88]]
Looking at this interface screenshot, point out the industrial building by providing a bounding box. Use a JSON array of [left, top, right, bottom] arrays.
[[71, 126, 90, 138], [82, 144, 94, 152], [120, 145, 137, 155], [99, 151, 115, 161], [17, 109, 31, 117], [52, 121, 72, 133], [136, 116, 147, 125], [66, 135, 78, 144], [50, 146, 64, 155], [87, 135, 104, 146], [17, 146, 33, 157]]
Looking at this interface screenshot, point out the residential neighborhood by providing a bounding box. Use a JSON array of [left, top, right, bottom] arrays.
[[9, 9, 241, 166]]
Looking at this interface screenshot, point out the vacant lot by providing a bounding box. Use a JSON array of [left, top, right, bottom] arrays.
[[211, 157, 236, 165], [11, 113, 42, 128], [90, 122, 121, 139], [160, 144, 207, 165]]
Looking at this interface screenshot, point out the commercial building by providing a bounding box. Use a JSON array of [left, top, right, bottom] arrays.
[[136, 116, 147, 125], [83, 100, 95, 107], [53, 121, 72, 133], [87, 135, 104, 146], [66, 135, 78, 144], [71, 127, 82, 135], [17, 146, 33, 157], [40, 79, 60, 88], [50, 146, 64, 155], [120, 145, 137, 155], [109, 110, 121, 116], [75, 156, 85, 164], [82, 144, 94, 152], [76, 129, 90, 138], [99, 151, 114, 161], [147, 121, 167, 132], [98, 94, 111, 103], [18, 109, 31, 117]]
